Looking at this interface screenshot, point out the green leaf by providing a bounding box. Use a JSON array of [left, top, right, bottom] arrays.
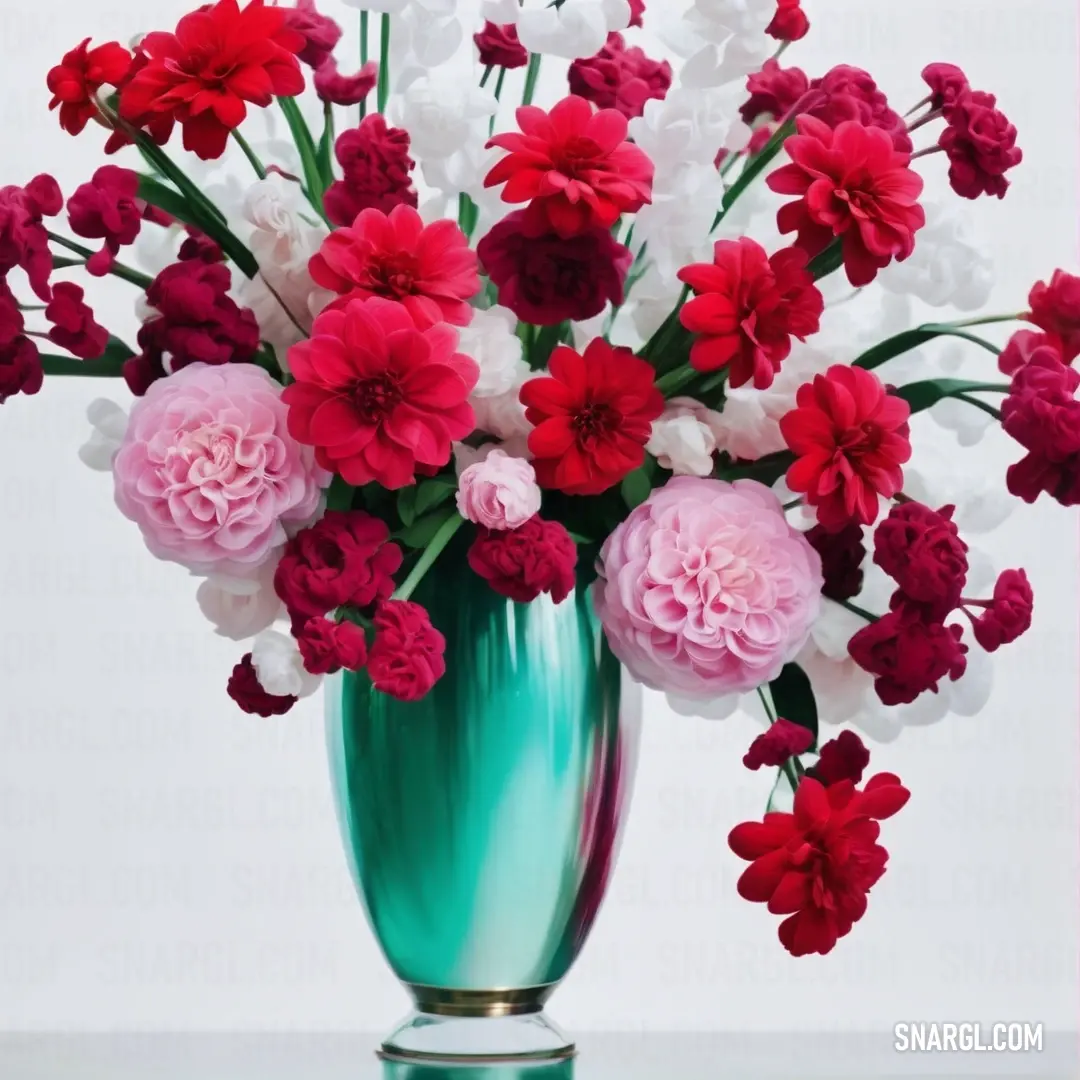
[[414, 476, 457, 518], [397, 486, 419, 528], [621, 465, 653, 510], [39, 337, 135, 378], [278, 96, 329, 216], [807, 239, 844, 280], [326, 476, 355, 512], [136, 174, 207, 228], [768, 663, 818, 749], [530, 322, 571, 371], [397, 505, 457, 549], [853, 324, 1001, 371], [715, 116, 796, 225], [894, 378, 1008, 414]]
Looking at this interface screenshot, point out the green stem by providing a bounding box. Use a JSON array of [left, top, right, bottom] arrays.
[[377, 14, 391, 114], [39, 352, 125, 377], [954, 393, 1003, 421], [232, 129, 267, 179], [277, 96, 330, 219], [394, 512, 464, 601], [951, 312, 1026, 328], [359, 10, 369, 121], [46, 233, 152, 288], [480, 64, 495, 88], [654, 364, 698, 396], [835, 598, 880, 623], [489, 66, 508, 135], [522, 54, 542, 107]]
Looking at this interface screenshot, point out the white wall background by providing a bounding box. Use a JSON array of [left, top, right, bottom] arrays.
[[0, 0, 1077, 1035]]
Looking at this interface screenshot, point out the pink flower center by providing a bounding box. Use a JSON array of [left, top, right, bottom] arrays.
[[351, 374, 403, 423], [572, 402, 619, 447], [554, 135, 601, 175]]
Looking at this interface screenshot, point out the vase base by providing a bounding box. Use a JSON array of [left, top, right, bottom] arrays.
[[379, 1010, 574, 1065]]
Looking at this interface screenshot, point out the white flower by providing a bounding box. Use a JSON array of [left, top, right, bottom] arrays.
[[390, 9, 464, 79], [78, 398, 128, 472], [343, 0, 457, 14], [393, 74, 497, 164], [666, 0, 775, 90], [879, 200, 994, 311], [517, 0, 631, 60], [646, 396, 725, 476], [472, 384, 533, 442], [453, 436, 532, 473], [197, 561, 284, 642], [252, 629, 322, 699], [630, 262, 685, 342], [457, 307, 526, 397]]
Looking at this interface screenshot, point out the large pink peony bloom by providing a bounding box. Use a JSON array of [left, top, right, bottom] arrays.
[[113, 363, 329, 576], [594, 476, 823, 697]]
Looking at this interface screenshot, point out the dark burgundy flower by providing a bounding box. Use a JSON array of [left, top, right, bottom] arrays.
[[274, 511, 403, 621], [0, 336, 43, 404], [806, 523, 865, 601], [811, 730, 870, 786], [848, 608, 967, 706], [969, 569, 1033, 653], [323, 114, 418, 228], [123, 260, 260, 394], [47, 38, 132, 136], [0, 281, 23, 347], [939, 89, 1022, 200], [367, 600, 447, 702], [767, 0, 809, 42], [999, 328, 1063, 377], [178, 227, 226, 263], [0, 174, 63, 301], [921, 62, 969, 114], [282, 0, 342, 69], [44, 282, 109, 359], [740, 59, 810, 126], [314, 58, 378, 107], [66, 166, 142, 276], [568, 33, 672, 120], [808, 65, 911, 154], [477, 209, 632, 325], [873, 502, 968, 621], [1027, 270, 1080, 361], [743, 719, 813, 771], [467, 516, 578, 604], [296, 616, 369, 674], [474, 21, 528, 69], [227, 653, 297, 716]]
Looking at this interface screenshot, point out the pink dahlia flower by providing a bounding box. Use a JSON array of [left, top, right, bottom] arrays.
[[113, 363, 329, 576], [594, 476, 823, 697]]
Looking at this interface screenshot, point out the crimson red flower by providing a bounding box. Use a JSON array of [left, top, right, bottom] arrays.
[[310, 205, 479, 328], [0, 336, 43, 405], [811, 731, 870, 787], [873, 502, 968, 621], [0, 281, 23, 348], [809, 66, 911, 154], [477, 209, 632, 326], [179, 227, 226, 263], [367, 600, 447, 702], [939, 89, 1022, 200], [485, 94, 654, 238], [474, 22, 528, 69], [740, 60, 810, 126], [296, 616, 369, 674], [969, 569, 1034, 653], [47, 38, 132, 136], [628, 0, 645, 26], [921, 62, 969, 114], [274, 511, 402, 620], [227, 653, 297, 716], [284, 297, 479, 488], [118, 0, 306, 160], [1001, 349, 1080, 507], [568, 33, 672, 120], [123, 260, 260, 395], [729, 772, 909, 956], [314, 58, 378, 107], [66, 166, 142, 277], [324, 115, 418, 228], [0, 174, 63, 302], [780, 365, 912, 530], [45, 283, 109, 360], [1027, 270, 1080, 361], [678, 238, 823, 390], [282, 0, 342, 69], [104, 51, 178, 155], [768, 116, 925, 287], [999, 328, 1063, 377], [468, 516, 578, 604], [743, 719, 813, 771], [520, 338, 664, 496], [767, 0, 809, 42], [848, 608, 967, 706], [806, 523, 865, 602]]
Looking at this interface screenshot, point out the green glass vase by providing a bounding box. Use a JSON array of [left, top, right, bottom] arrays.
[[325, 547, 642, 1065]]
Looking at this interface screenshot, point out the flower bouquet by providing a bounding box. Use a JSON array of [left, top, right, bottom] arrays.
[[6, 0, 1069, 1043]]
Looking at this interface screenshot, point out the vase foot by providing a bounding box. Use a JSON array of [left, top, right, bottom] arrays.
[[378, 1010, 575, 1065]]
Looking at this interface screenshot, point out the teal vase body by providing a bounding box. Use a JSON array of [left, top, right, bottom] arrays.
[[325, 551, 642, 1063]]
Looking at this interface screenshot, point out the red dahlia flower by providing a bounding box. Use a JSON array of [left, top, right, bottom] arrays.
[[520, 338, 664, 496], [284, 297, 480, 489], [811, 731, 870, 787], [66, 166, 142, 277], [118, 0, 306, 161], [477, 209, 632, 326], [485, 94, 654, 238], [1027, 270, 1080, 361], [728, 772, 910, 956], [367, 600, 447, 702], [467, 516, 578, 604], [939, 89, 1022, 201], [324, 115, 418, 228], [969, 569, 1034, 653], [47, 38, 132, 136], [227, 654, 296, 716], [780, 365, 911, 530], [767, 0, 809, 43], [0, 174, 63, 302], [768, 116, 925, 287], [742, 719, 813, 771], [474, 22, 528, 70], [568, 33, 672, 121], [309, 204, 479, 328], [45, 283, 109, 360], [678, 237, 823, 390]]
